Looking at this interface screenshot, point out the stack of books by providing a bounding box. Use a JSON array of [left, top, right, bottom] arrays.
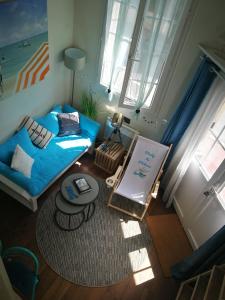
[[73, 177, 92, 194]]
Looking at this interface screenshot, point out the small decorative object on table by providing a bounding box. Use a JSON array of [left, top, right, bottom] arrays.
[[73, 177, 92, 194], [65, 185, 77, 200]]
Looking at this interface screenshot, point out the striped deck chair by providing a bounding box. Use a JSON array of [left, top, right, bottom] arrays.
[[106, 135, 172, 221]]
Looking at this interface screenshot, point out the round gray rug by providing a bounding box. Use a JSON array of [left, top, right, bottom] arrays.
[[36, 176, 151, 286]]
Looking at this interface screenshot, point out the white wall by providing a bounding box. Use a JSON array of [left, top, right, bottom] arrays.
[[73, 0, 225, 141], [1, 0, 225, 142], [159, 0, 225, 125], [73, 0, 107, 136], [0, 0, 75, 141]]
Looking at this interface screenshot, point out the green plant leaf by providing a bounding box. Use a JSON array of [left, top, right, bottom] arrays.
[[81, 92, 97, 120]]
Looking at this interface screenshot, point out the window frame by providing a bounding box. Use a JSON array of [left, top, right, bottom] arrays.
[[97, 0, 109, 92], [118, 0, 147, 109], [118, 0, 194, 111], [98, 0, 194, 111], [195, 121, 225, 181]]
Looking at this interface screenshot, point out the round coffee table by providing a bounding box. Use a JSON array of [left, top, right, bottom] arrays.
[[55, 173, 99, 229], [54, 192, 85, 231]]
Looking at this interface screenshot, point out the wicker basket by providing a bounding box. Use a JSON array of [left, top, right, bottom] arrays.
[[95, 142, 126, 174]]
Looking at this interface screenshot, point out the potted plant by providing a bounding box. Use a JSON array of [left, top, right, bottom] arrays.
[[80, 92, 97, 120]]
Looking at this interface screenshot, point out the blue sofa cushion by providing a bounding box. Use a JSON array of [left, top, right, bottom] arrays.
[[51, 105, 63, 113], [0, 128, 37, 166], [0, 133, 92, 196], [57, 112, 81, 136], [36, 105, 63, 135], [63, 104, 101, 142], [0, 106, 101, 197]]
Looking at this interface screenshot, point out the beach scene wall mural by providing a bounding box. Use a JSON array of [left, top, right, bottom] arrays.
[[0, 0, 49, 100]]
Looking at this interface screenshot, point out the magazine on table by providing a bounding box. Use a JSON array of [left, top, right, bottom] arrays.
[[73, 177, 92, 194]]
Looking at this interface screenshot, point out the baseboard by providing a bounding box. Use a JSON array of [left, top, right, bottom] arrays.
[[173, 196, 198, 250]]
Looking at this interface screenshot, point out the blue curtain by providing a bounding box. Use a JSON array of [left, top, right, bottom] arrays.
[[161, 56, 217, 163], [171, 225, 225, 281]]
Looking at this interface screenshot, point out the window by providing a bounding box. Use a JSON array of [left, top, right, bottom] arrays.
[[100, 0, 139, 94], [100, 0, 188, 109], [195, 101, 225, 180]]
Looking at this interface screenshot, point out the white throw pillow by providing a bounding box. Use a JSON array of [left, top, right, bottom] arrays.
[[11, 145, 34, 178]]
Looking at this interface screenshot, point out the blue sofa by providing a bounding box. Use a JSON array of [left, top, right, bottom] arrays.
[[0, 104, 100, 211]]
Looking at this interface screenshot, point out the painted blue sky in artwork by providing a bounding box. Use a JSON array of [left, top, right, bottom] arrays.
[[0, 0, 47, 47]]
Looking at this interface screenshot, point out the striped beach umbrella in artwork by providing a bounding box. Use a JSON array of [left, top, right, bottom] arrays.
[[16, 42, 49, 93]]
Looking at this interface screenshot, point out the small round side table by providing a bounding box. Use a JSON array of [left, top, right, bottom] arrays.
[[61, 173, 99, 222], [54, 192, 85, 231]]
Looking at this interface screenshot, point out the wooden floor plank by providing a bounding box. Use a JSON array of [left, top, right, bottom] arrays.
[[147, 214, 193, 277]]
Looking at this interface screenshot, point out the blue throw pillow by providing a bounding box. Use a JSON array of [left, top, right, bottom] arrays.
[[57, 112, 81, 136], [36, 105, 63, 135], [0, 128, 37, 166], [63, 104, 101, 141]]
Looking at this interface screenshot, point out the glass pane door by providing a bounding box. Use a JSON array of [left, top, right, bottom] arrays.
[[195, 98, 225, 204]]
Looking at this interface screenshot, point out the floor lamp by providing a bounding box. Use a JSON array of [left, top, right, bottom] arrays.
[[64, 48, 86, 105]]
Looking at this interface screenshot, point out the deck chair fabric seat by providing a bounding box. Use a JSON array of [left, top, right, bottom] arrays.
[[115, 136, 169, 205], [107, 135, 171, 220]]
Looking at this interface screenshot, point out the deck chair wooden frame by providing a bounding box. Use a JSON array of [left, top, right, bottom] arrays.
[[106, 135, 172, 221]]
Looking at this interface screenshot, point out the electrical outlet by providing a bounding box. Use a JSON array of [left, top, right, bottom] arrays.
[[124, 116, 130, 124]]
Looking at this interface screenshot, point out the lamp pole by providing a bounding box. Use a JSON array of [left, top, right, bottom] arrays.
[[72, 70, 75, 105]]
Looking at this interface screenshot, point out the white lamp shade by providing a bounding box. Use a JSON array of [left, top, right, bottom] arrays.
[[64, 48, 86, 71]]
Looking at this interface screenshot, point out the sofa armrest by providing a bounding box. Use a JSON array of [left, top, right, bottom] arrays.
[[0, 161, 33, 199], [63, 104, 101, 142], [0, 160, 32, 193]]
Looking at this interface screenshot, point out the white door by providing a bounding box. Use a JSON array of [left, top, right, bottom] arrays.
[[174, 100, 225, 249]]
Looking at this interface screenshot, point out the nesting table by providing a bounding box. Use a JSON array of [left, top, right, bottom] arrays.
[[54, 173, 99, 231]]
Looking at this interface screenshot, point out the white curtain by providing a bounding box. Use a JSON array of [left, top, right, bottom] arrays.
[[125, 0, 187, 109], [101, 0, 187, 108], [162, 77, 225, 207], [101, 0, 140, 95]]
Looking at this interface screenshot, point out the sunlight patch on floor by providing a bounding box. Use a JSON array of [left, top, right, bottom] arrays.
[[133, 267, 154, 285], [129, 248, 151, 272], [120, 219, 142, 239], [129, 247, 155, 285]]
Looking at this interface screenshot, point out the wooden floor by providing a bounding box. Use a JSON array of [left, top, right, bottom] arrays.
[[146, 214, 193, 277], [0, 154, 183, 300]]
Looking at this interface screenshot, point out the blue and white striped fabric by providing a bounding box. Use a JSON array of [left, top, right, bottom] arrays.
[[19, 116, 54, 148]]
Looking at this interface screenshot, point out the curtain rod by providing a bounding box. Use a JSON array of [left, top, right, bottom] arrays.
[[200, 55, 225, 82], [211, 66, 225, 82]]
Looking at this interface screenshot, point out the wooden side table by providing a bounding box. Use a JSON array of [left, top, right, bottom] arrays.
[[94, 142, 126, 174]]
